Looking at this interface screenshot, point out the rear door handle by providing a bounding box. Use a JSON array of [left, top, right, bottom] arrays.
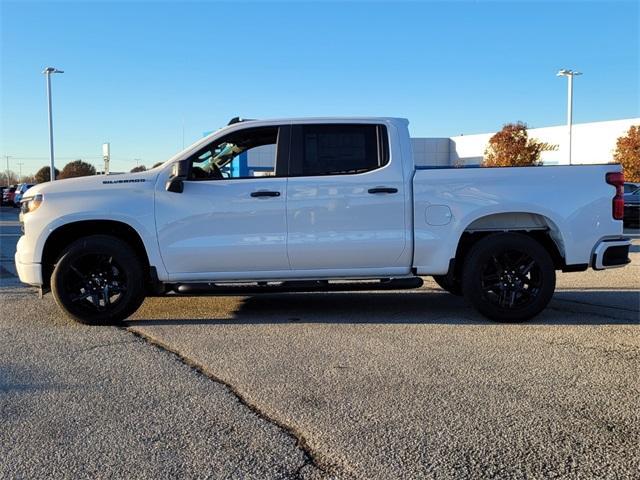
[[368, 187, 398, 194], [250, 190, 281, 198]]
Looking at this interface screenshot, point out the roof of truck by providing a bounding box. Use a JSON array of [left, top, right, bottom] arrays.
[[227, 116, 408, 126]]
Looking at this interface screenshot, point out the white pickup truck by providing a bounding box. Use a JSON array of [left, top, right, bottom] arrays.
[[16, 117, 631, 324]]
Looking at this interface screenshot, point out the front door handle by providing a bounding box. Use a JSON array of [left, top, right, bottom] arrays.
[[251, 190, 281, 198], [368, 187, 398, 194]]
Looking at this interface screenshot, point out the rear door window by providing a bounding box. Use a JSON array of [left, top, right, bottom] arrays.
[[290, 124, 389, 176]]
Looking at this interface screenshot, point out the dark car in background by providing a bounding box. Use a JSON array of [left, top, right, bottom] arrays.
[[624, 182, 639, 194], [2, 185, 17, 206], [624, 187, 640, 229]]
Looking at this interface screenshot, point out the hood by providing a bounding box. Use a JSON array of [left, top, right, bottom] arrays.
[[26, 169, 161, 197]]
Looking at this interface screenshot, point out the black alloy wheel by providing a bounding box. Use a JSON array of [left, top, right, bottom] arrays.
[[61, 253, 128, 314], [51, 235, 145, 325], [479, 249, 543, 309], [462, 233, 555, 322]]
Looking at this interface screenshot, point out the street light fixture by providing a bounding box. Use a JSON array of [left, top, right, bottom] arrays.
[[43, 67, 64, 181], [556, 68, 582, 165]]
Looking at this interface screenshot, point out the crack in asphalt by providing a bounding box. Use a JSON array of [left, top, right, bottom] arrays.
[[74, 340, 140, 354], [552, 297, 640, 314], [548, 298, 639, 322], [122, 327, 332, 480], [546, 305, 633, 322]]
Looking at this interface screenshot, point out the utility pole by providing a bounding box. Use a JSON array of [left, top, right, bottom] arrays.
[[17, 162, 24, 179], [4, 155, 12, 184]]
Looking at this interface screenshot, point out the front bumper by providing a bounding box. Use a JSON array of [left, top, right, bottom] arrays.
[[15, 252, 43, 286], [592, 238, 632, 270]]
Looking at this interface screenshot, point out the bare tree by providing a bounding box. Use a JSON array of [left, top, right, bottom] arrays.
[[0, 170, 19, 185]]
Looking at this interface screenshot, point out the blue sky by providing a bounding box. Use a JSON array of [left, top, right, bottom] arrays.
[[1, 0, 638, 175]]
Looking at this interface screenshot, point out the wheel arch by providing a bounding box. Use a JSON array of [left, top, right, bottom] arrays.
[[41, 220, 151, 288], [449, 212, 569, 280]]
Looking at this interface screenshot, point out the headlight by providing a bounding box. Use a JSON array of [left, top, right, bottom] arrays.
[[20, 194, 43, 214]]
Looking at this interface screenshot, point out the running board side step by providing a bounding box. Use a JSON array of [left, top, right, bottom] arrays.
[[170, 277, 424, 296]]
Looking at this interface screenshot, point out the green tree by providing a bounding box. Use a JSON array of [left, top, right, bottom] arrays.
[[130, 165, 147, 173], [613, 125, 640, 182], [152, 162, 163, 168], [483, 122, 557, 167], [59, 160, 96, 179], [34, 166, 60, 183]]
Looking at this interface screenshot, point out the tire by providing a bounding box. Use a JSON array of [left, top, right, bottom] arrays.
[[51, 235, 146, 325], [432, 274, 462, 296], [461, 233, 555, 322]]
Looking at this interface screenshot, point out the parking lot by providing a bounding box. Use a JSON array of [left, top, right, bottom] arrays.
[[1, 206, 638, 479]]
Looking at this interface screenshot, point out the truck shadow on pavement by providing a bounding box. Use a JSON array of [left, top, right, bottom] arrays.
[[127, 289, 640, 327]]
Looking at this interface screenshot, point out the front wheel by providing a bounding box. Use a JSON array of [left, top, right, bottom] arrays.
[[51, 235, 146, 325], [462, 233, 555, 322]]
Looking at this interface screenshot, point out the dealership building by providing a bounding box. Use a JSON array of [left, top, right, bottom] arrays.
[[412, 117, 639, 167]]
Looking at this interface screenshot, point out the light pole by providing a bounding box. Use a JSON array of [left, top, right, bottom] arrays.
[[43, 67, 64, 180], [556, 68, 582, 165]]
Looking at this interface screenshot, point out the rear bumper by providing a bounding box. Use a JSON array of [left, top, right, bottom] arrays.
[[592, 238, 632, 270], [15, 253, 43, 286]]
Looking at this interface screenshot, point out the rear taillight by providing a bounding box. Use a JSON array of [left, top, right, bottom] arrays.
[[606, 171, 625, 220]]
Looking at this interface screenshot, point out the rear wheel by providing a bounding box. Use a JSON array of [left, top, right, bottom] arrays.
[[462, 233, 555, 322], [51, 235, 146, 325], [432, 274, 462, 296]]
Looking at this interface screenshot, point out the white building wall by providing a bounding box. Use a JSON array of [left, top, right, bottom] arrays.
[[247, 144, 275, 168], [411, 138, 450, 167], [443, 118, 639, 167]]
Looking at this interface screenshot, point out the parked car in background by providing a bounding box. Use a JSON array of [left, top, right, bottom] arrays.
[[624, 187, 640, 229], [623, 182, 639, 194], [0, 186, 6, 206], [2, 185, 17, 206], [13, 183, 35, 208]]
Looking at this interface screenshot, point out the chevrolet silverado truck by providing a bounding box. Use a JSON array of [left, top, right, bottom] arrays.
[[16, 117, 631, 324]]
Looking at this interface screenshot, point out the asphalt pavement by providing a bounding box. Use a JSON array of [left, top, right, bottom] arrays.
[[1, 206, 639, 479]]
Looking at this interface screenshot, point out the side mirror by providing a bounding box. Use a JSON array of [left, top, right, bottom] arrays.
[[172, 159, 190, 178], [165, 176, 184, 193], [165, 159, 190, 193]]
